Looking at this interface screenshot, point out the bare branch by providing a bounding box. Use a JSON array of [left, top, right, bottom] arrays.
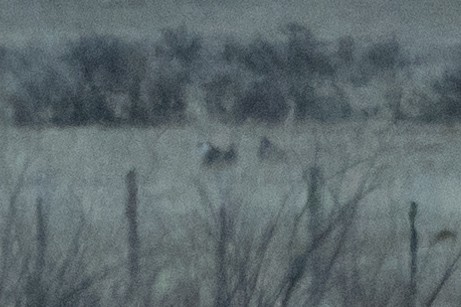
[[425, 249, 461, 307]]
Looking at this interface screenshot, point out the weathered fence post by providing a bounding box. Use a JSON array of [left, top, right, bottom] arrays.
[[305, 166, 325, 307], [409, 201, 418, 307], [125, 168, 140, 301]]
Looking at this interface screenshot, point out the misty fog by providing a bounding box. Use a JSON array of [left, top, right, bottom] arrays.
[[0, 1, 461, 306]]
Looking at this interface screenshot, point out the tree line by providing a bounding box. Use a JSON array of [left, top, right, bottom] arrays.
[[0, 23, 459, 127]]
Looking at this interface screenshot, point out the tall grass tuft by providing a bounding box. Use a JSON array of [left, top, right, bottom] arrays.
[[281, 167, 324, 307], [125, 168, 140, 301], [24, 197, 48, 306], [408, 201, 418, 307], [0, 161, 29, 302], [34, 197, 47, 278], [215, 205, 231, 307]]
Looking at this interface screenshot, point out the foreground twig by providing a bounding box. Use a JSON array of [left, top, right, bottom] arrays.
[[125, 168, 140, 301], [408, 201, 418, 307]]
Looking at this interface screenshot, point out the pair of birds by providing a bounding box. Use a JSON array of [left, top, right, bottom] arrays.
[[197, 137, 286, 168]]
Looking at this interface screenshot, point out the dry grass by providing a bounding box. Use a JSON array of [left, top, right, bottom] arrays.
[[0, 120, 459, 305]]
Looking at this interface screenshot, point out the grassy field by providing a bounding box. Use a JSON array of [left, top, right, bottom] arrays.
[[0, 119, 460, 305], [1, 0, 461, 304]]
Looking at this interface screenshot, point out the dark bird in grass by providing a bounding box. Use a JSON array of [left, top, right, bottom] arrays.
[[197, 142, 237, 168], [430, 229, 457, 247]]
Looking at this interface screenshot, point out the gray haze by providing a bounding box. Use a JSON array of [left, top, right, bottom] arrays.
[[0, 0, 460, 49], [1, 1, 461, 306]]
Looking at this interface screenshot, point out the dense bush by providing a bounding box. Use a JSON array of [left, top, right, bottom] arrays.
[[365, 38, 404, 72], [223, 38, 284, 76], [0, 25, 355, 127], [283, 23, 335, 78], [6, 23, 457, 127], [2, 28, 198, 127], [236, 78, 289, 124], [290, 82, 352, 121], [207, 23, 350, 124], [422, 68, 461, 122], [350, 38, 409, 87], [290, 83, 311, 121], [142, 62, 189, 125], [0, 36, 147, 126], [61, 35, 147, 125], [203, 73, 290, 124], [139, 26, 203, 125], [0, 48, 77, 126], [211, 39, 288, 123], [203, 73, 243, 124], [0, 46, 7, 69], [154, 25, 203, 69], [337, 36, 355, 65], [65, 35, 146, 91]]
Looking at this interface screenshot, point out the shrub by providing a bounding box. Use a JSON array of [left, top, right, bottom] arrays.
[[132, 26, 203, 126], [292, 83, 351, 121], [283, 22, 335, 77], [365, 38, 403, 71], [3, 48, 79, 126], [141, 62, 189, 125], [62, 35, 147, 125], [223, 38, 284, 76], [427, 69, 461, 122], [235, 78, 289, 124], [203, 73, 243, 124], [353, 37, 408, 86], [337, 36, 355, 65], [155, 25, 202, 68], [66, 35, 133, 90]]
